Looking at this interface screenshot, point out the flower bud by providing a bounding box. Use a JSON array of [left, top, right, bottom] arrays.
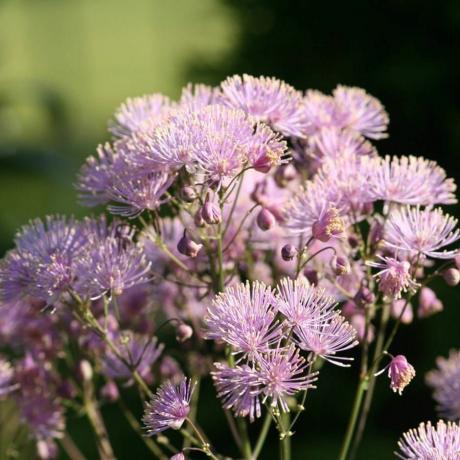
[[281, 244, 296, 261], [170, 453, 185, 460], [194, 209, 205, 227], [418, 287, 443, 318], [455, 253, 460, 270], [77, 360, 93, 382], [303, 267, 318, 285], [442, 268, 460, 287], [387, 355, 415, 395], [176, 323, 193, 343], [332, 256, 350, 276], [354, 287, 375, 307], [100, 380, 119, 402], [180, 186, 197, 203], [177, 233, 202, 258], [391, 299, 413, 324], [312, 207, 344, 242], [348, 234, 359, 249], [257, 208, 276, 231], [274, 164, 297, 188], [350, 314, 374, 343], [201, 198, 222, 225]]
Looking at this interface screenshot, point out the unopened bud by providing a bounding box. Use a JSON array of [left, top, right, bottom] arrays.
[[455, 253, 460, 270], [442, 268, 460, 287], [194, 209, 205, 227], [177, 232, 202, 258], [100, 380, 119, 402], [418, 287, 443, 318], [332, 256, 350, 276], [354, 287, 375, 307], [257, 208, 276, 231], [274, 164, 297, 188], [281, 244, 296, 261], [201, 199, 222, 225], [176, 323, 193, 343], [180, 186, 197, 203], [170, 453, 185, 460], [303, 267, 318, 285]]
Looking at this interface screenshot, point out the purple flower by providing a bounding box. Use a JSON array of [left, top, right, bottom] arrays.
[[143, 378, 195, 434], [396, 420, 460, 460], [384, 206, 460, 259], [0, 216, 86, 304], [294, 314, 358, 366], [333, 85, 389, 140], [303, 90, 338, 135], [74, 236, 151, 299], [102, 333, 163, 380], [109, 93, 171, 137], [368, 256, 418, 299], [205, 281, 282, 360], [0, 356, 16, 397], [275, 278, 337, 327], [212, 362, 262, 422], [258, 346, 317, 412], [387, 355, 416, 395], [312, 206, 345, 242], [179, 83, 220, 110], [369, 155, 457, 205], [220, 74, 308, 137], [426, 350, 460, 420]]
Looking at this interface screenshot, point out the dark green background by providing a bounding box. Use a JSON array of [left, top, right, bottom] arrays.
[[0, 0, 459, 458]]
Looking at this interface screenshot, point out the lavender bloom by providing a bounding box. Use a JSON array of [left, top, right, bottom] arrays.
[[368, 256, 418, 299], [369, 155, 457, 205], [221, 74, 307, 137], [333, 85, 389, 140], [109, 93, 171, 137], [294, 314, 358, 366], [0, 357, 16, 396], [212, 363, 262, 421], [74, 236, 151, 299], [0, 216, 86, 304], [258, 346, 317, 412], [426, 350, 460, 420], [179, 83, 220, 110], [143, 378, 195, 434], [275, 278, 337, 327], [306, 127, 376, 163], [204, 281, 282, 360], [387, 355, 416, 395], [102, 333, 163, 380], [302, 90, 338, 135], [396, 420, 460, 460], [311, 206, 345, 242], [282, 179, 343, 238], [384, 206, 460, 259]]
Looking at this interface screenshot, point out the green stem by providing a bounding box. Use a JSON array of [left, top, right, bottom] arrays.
[[237, 417, 253, 460], [253, 412, 272, 459], [185, 418, 219, 460], [279, 412, 291, 460]]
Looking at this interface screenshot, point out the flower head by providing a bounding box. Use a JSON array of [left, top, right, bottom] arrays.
[[258, 346, 317, 412], [212, 363, 262, 422], [387, 355, 416, 395], [369, 155, 457, 205], [221, 74, 307, 137], [143, 378, 195, 434], [204, 281, 281, 360], [368, 256, 418, 298], [294, 314, 358, 366], [179, 83, 220, 110], [396, 420, 460, 460], [426, 350, 460, 420], [275, 278, 337, 327], [384, 206, 460, 259]]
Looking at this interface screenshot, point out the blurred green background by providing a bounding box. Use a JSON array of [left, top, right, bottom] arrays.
[[1, 0, 459, 458]]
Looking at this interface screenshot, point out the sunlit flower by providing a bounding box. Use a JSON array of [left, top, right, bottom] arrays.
[[387, 355, 416, 395], [384, 206, 460, 259]]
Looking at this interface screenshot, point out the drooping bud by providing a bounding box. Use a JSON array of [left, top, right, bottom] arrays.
[[312, 207, 344, 242], [170, 453, 185, 460], [274, 164, 297, 188], [332, 255, 350, 276], [281, 244, 296, 261], [257, 208, 276, 231], [354, 286, 375, 307], [418, 287, 443, 318], [201, 196, 222, 225], [176, 323, 193, 343], [442, 268, 460, 287], [348, 234, 359, 249], [77, 360, 93, 382], [303, 267, 318, 285], [177, 232, 202, 258], [194, 209, 205, 228], [387, 355, 415, 395], [180, 186, 197, 203], [100, 380, 119, 402], [390, 299, 414, 324]]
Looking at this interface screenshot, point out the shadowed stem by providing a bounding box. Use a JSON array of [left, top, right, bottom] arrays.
[[59, 433, 87, 460], [253, 412, 272, 459]]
